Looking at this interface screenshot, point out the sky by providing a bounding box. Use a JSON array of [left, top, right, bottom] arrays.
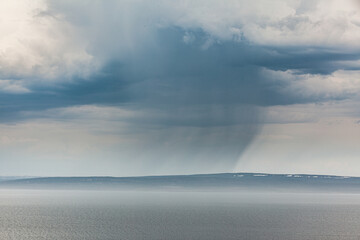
[[1, 0, 360, 176]]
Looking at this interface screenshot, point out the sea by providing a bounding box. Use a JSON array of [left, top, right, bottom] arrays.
[[0, 189, 359, 240]]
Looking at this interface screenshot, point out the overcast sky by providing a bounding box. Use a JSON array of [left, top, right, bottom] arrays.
[[1, 0, 360, 176]]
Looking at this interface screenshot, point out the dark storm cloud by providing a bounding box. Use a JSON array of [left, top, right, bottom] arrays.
[[1, 27, 359, 172], [3, 0, 360, 175], [258, 47, 360, 75], [0, 61, 129, 122], [2, 27, 360, 125]]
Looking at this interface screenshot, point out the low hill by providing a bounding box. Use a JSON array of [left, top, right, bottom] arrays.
[[1, 172, 360, 193]]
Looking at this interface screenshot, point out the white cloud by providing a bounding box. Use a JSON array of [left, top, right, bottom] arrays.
[[264, 69, 360, 102], [158, 0, 360, 47], [240, 0, 360, 47], [47, 0, 360, 63], [2, 0, 360, 88], [0, 0, 98, 84]]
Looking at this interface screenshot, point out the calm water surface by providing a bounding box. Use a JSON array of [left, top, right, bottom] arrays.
[[0, 190, 360, 240]]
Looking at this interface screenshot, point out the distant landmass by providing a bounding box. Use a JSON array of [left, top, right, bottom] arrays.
[[1, 172, 360, 192], [0, 176, 35, 182]]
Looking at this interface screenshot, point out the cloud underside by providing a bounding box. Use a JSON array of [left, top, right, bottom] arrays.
[[1, 0, 360, 175]]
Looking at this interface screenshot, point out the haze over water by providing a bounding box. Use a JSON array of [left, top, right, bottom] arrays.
[[1, 189, 360, 240]]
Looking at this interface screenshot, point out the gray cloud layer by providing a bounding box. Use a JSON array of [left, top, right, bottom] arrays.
[[3, 27, 360, 121], [2, 0, 360, 174]]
